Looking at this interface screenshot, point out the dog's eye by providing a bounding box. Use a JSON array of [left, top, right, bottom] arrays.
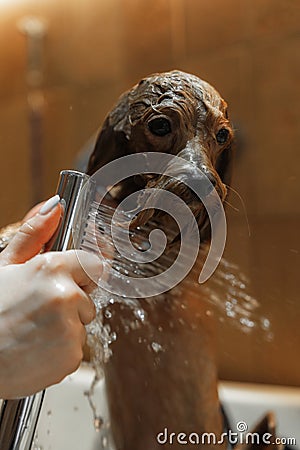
[[216, 128, 229, 145], [148, 117, 172, 136]]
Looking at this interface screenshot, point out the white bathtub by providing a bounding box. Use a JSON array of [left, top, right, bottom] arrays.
[[35, 365, 300, 449]]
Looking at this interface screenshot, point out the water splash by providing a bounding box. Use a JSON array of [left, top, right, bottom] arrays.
[[200, 254, 272, 336], [81, 203, 272, 427]]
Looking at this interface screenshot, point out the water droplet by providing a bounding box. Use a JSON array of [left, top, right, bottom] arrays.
[[110, 332, 117, 342], [139, 241, 151, 251], [94, 416, 104, 432], [151, 342, 163, 353], [240, 317, 255, 328], [104, 309, 112, 319], [101, 435, 108, 447], [261, 317, 271, 330], [134, 308, 146, 322]]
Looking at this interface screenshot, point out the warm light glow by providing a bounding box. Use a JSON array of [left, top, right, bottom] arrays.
[[0, 0, 27, 15], [0, 0, 22, 5]]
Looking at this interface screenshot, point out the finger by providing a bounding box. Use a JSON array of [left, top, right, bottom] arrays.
[[0, 196, 62, 266], [22, 201, 46, 222], [77, 292, 96, 325], [58, 277, 95, 325], [61, 250, 103, 292]]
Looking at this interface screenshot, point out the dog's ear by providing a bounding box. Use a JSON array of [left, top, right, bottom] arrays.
[[87, 91, 131, 175], [215, 144, 234, 188]]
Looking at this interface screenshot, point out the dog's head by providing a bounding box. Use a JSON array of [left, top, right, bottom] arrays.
[[87, 70, 234, 241]]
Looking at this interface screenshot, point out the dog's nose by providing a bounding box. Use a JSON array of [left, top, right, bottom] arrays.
[[187, 172, 216, 198]]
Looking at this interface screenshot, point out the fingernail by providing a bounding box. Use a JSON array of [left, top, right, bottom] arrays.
[[39, 195, 61, 215]]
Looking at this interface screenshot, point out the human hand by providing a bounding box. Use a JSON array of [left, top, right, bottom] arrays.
[[0, 197, 101, 399]]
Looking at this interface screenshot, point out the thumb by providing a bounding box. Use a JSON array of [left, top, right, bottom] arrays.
[[0, 195, 62, 266]]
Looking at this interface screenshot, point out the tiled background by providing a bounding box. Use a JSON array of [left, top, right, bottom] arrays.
[[0, 0, 299, 385]]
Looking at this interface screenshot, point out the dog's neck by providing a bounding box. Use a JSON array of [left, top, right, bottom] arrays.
[[103, 246, 225, 450]]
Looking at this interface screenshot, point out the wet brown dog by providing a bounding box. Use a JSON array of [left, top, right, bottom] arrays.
[[87, 70, 234, 450]]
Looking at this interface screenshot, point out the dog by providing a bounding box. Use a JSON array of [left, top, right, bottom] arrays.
[[86, 70, 234, 450]]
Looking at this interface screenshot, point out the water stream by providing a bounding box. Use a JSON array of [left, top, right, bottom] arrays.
[[79, 203, 272, 431]]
